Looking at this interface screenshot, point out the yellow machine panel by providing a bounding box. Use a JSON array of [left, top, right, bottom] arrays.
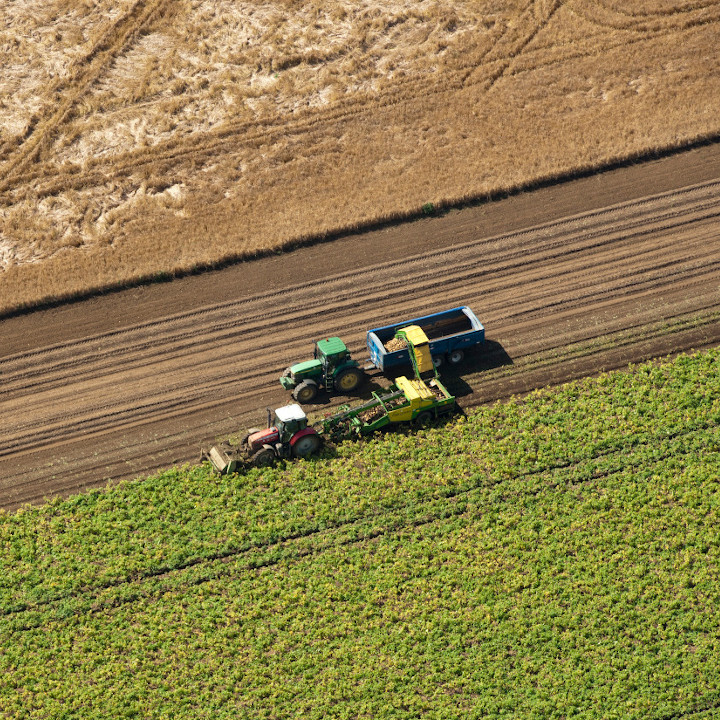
[[395, 375, 434, 403], [387, 375, 434, 422], [397, 325, 434, 376]]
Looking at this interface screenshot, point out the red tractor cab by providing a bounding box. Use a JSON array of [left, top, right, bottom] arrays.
[[202, 404, 323, 474], [244, 404, 322, 466]]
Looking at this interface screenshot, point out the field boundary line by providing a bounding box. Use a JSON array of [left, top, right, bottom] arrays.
[[0, 212, 716, 421], [2, 176, 718, 363]]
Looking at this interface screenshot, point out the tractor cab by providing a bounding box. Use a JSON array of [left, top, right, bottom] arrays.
[[273, 403, 309, 443], [201, 403, 320, 474], [282, 338, 349, 385], [314, 336, 350, 368]]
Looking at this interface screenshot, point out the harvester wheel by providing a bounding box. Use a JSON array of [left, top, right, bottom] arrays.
[[414, 411, 433, 427], [293, 380, 318, 403], [334, 367, 364, 393], [251, 447, 276, 467], [448, 349, 465, 365], [292, 432, 322, 458]]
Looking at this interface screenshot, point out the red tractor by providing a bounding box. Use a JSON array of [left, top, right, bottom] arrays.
[[201, 404, 322, 474]]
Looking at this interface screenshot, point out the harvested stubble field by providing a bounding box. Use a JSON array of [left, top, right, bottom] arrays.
[[1, 0, 720, 313], [1, 349, 719, 718]]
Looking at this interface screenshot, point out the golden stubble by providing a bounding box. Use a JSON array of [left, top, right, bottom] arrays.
[[0, 0, 719, 313]]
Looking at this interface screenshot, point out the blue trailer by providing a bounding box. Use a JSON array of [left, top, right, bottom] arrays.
[[366, 306, 485, 372]]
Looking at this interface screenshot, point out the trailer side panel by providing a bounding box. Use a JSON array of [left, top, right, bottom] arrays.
[[367, 306, 484, 371]]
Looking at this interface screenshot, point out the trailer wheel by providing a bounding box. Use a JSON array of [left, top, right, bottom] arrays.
[[334, 367, 364, 393], [432, 355, 444, 368], [414, 411, 433, 427], [293, 380, 318, 403], [251, 447, 276, 467], [292, 432, 322, 458], [447, 349, 464, 365]]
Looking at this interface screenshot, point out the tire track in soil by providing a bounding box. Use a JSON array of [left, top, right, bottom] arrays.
[[0, 0, 173, 191], [1, 186, 717, 452], [3, 177, 718, 394], [4, 0, 712, 206], [568, 0, 720, 33], [1, 160, 720, 511]]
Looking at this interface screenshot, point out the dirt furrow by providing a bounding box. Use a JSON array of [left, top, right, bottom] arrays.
[[1, 148, 719, 511], [3, 177, 716, 392], [2, 214, 713, 437], [1, 211, 717, 453]]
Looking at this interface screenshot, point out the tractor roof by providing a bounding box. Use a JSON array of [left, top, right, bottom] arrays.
[[275, 404, 307, 423], [317, 337, 347, 356]]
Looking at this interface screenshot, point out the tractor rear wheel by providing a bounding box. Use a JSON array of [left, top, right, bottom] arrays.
[[334, 367, 364, 393], [251, 447, 276, 467], [292, 432, 322, 458], [293, 380, 318, 403]]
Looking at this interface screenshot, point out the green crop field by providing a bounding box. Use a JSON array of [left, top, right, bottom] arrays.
[[2, 348, 720, 719]]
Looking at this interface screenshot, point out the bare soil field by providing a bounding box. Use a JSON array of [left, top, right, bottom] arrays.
[[1, 143, 719, 512], [1, 0, 720, 313]]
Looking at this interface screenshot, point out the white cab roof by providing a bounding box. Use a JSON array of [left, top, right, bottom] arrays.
[[275, 404, 307, 422]]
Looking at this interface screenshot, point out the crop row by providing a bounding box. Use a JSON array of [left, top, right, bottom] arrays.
[[3, 419, 718, 635], [1, 349, 718, 613], [2, 447, 719, 719], [1, 349, 719, 718]]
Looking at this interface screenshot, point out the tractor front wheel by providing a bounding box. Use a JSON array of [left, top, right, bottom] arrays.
[[293, 380, 318, 403], [251, 447, 276, 467], [334, 367, 364, 393], [292, 432, 322, 458]]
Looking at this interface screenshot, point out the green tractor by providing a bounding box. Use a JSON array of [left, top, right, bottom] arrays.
[[280, 337, 365, 403]]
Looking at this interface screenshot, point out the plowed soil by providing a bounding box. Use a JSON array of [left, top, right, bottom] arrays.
[[2, 143, 720, 512]]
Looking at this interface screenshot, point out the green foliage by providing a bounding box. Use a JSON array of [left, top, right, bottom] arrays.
[[1, 349, 720, 718]]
